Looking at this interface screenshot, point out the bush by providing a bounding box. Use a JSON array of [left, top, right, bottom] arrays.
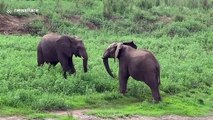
[[165, 20, 205, 37], [187, 0, 200, 9], [49, 13, 63, 32], [183, 19, 206, 32], [162, 83, 186, 95], [133, 10, 157, 22], [32, 94, 67, 110], [2, 89, 38, 107], [83, 11, 103, 29], [0, 1, 7, 14], [174, 15, 185, 22], [167, 23, 190, 37], [137, 0, 153, 10], [127, 81, 150, 100], [103, 0, 131, 18], [24, 19, 46, 36], [198, 32, 213, 52]]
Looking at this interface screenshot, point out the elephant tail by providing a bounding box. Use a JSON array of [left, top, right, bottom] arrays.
[[156, 66, 160, 85]]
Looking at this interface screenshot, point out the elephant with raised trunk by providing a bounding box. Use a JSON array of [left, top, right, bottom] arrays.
[[37, 33, 88, 79], [102, 41, 161, 102]]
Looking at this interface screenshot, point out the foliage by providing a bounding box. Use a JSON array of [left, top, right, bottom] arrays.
[[0, 29, 213, 118], [0, 0, 213, 119], [0, 1, 7, 14], [24, 19, 47, 36]]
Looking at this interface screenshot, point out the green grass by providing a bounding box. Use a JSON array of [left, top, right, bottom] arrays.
[[88, 91, 213, 118], [0, 0, 213, 119], [0, 29, 212, 119]]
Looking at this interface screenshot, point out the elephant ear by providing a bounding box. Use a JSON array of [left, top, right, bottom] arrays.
[[56, 36, 73, 57], [115, 43, 123, 60], [123, 41, 137, 49]]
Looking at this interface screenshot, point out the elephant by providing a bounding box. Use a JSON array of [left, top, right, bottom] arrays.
[[102, 41, 161, 102], [37, 33, 88, 79]]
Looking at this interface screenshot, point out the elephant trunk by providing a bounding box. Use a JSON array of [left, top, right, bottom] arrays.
[[80, 50, 88, 72], [103, 58, 114, 78], [83, 56, 88, 72]]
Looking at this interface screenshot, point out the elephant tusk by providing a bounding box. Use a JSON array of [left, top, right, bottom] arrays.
[[81, 56, 84, 59]]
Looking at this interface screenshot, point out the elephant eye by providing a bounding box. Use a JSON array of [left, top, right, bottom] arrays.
[[76, 46, 81, 50]]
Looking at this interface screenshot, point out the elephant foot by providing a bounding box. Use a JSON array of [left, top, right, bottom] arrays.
[[152, 96, 161, 103], [69, 72, 76, 76], [63, 70, 76, 79], [120, 89, 127, 95], [68, 69, 76, 74], [152, 99, 160, 103], [63, 72, 67, 79]]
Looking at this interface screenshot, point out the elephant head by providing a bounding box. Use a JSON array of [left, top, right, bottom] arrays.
[[102, 41, 137, 78], [57, 35, 88, 72], [123, 41, 137, 49]]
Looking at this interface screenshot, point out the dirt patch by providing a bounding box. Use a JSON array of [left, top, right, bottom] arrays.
[[0, 116, 27, 120], [66, 15, 100, 30], [50, 109, 101, 120], [50, 109, 213, 120], [1, 110, 213, 120], [0, 14, 100, 35], [158, 15, 173, 24], [67, 15, 82, 24], [0, 14, 43, 35]]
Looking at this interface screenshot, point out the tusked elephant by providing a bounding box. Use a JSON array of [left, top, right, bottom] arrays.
[[102, 41, 161, 102], [37, 33, 88, 79]]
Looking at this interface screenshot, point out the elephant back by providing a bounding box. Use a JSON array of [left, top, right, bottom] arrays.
[[42, 33, 61, 42]]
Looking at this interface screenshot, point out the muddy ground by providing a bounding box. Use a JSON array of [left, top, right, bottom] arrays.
[[1, 109, 213, 120]]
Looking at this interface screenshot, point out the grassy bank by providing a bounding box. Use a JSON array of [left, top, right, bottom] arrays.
[[0, 0, 213, 119], [0, 30, 212, 119]]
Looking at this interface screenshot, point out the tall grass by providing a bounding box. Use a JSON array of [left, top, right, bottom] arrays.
[[0, 0, 213, 119], [0, 29, 212, 117], [1, 0, 212, 36]]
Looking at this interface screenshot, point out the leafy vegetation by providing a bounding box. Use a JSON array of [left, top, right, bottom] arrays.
[[0, 0, 212, 119]]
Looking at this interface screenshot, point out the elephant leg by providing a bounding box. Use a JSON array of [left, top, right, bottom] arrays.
[[68, 57, 76, 74], [37, 48, 44, 66], [144, 75, 161, 102], [150, 87, 161, 102], [51, 61, 58, 66], [48, 62, 58, 70], [119, 69, 129, 94], [63, 72, 67, 79], [58, 54, 71, 79]]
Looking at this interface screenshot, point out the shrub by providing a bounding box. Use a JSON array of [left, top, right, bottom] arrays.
[[24, 20, 45, 36], [2, 89, 38, 107], [75, 0, 94, 8], [187, 0, 200, 8], [166, 22, 190, 37], [127, 81, 150, 100], [103, 0, 131, 18], [175, 15, 185, 22], [183, 19, 206, 32], [103, 92, 123, 101], [32, 94, 67, 110], [162, 83, 186, 95], [198, 32, 213, 52], [133, 10, 157, 22], [0, 80, 9, 93], [83, 11, 103, 29], [0, 1, 7, 14], [165, 19, 205, 37], [137, 0, 153, 10], [49, 13, 63, 32]]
